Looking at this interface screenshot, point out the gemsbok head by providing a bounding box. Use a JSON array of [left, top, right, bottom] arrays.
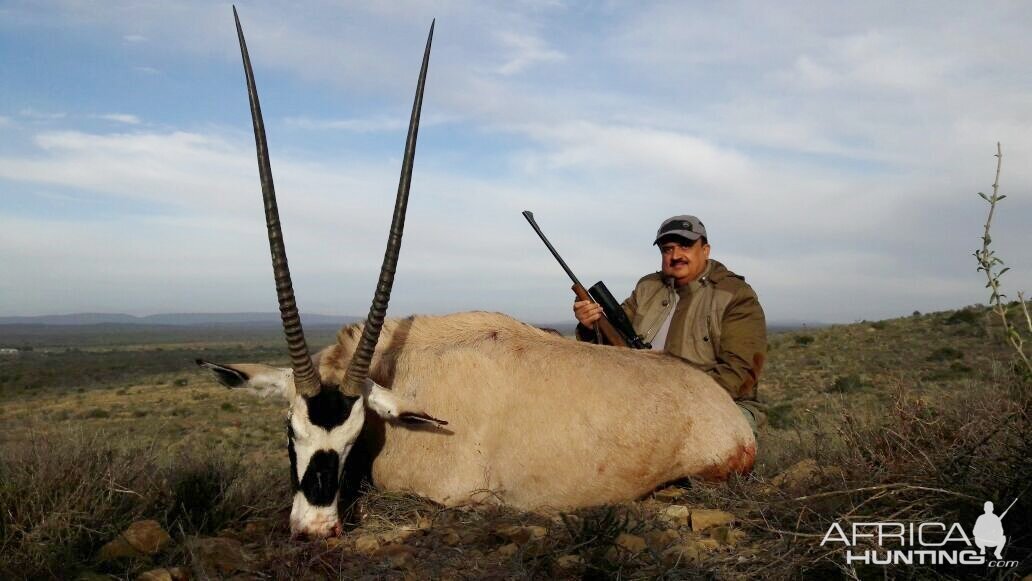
[[199, 7, 444, 539]]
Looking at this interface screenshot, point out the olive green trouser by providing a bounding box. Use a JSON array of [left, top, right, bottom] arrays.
[[736, 401, 765, 438]]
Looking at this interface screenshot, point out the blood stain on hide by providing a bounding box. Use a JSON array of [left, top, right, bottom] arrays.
[[698, 442, 756, 481]]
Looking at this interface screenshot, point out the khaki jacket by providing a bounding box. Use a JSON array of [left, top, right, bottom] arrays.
[[578, 260, 767, 402]]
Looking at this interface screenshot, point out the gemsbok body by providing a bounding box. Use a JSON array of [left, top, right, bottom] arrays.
[[201, 9, 756, 539]]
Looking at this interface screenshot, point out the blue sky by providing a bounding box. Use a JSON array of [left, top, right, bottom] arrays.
[[2, 1, 1031, 324]]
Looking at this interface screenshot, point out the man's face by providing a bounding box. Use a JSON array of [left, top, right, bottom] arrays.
[[659, 236, 711, 286]]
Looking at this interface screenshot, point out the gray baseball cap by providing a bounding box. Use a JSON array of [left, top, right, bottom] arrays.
[[653, 215, 706, 245]]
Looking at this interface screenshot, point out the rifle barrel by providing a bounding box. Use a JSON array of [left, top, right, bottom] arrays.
[[522, 211, 583, 288]]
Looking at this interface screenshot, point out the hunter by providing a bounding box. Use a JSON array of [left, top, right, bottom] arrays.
[[574, 215, 767, 431]]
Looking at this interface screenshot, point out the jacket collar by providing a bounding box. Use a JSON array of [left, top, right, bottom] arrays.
[[663, 259, 722, 290]]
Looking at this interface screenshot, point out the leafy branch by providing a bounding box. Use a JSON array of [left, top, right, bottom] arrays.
[[974, 142, 1032, 377]]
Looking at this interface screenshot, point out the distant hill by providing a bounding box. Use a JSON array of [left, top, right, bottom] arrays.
[[0, 313, 362, 327], [0, 313, 824, 333]]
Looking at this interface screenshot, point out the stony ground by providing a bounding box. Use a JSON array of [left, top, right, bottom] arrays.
[[1, 306, 1029, 579]]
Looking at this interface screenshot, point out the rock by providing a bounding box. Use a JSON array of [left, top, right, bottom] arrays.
[[661, 541, 703, 566], [495, 524, 548, 545], [691, 509, 734, 532], [646, 528, 681, 549], [99, 520, 172, 561], [123, 521, 172, 555], [653, 487, 686, 503], [696, 538, 721, 551], [771, 459, 845, 495], [614, 533, 647, 554], [440, 529, 462, 546], [661, 505, 691, 526], [554, 554, 583, 573], [375, 544, 416, 569], [383, 526, 423, 544], [137, 569, 173, 581], [242, 521, 270, 540], [354, 534, 381, 554], [324, 537, 346, 549], [187, 537, 250, 576], [98, 537, 141, 561], [710, 526, 746, 547], [494, 543, 519, 559]]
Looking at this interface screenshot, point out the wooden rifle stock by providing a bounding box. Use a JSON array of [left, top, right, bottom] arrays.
[[572, 283, 628, 347]]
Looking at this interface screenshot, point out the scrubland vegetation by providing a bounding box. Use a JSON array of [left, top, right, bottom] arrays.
[[1, 303, 1029, 579]]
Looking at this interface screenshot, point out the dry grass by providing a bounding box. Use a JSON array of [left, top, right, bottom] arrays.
[[0, 430, 286, 579], [1, 306, 1030, 579]]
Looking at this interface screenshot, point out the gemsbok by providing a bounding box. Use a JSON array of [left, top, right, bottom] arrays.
[[198, 8, 756, 539]]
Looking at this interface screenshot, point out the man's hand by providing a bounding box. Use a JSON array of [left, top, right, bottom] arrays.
[[573, 299, 603, 327]]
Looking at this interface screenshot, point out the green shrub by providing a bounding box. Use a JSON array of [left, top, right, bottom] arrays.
[[944, 309, 979, 326], [80, 408, 110, 419], [827, 374, 867, 393], [794, 335, 815, 346], [926, 347, 964, 362], [922, 361, 974, 382], [767, 401, 797, 429]]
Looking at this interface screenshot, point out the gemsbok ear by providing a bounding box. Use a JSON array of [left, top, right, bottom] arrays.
[[196, 359, 294, 400], [363, 379, 448, 428]]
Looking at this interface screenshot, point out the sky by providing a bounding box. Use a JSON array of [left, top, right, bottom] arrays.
[[2, 0, 1031, 324]]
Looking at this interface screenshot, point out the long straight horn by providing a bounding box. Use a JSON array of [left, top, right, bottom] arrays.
[[343, 20, 434, 395], [234, 6, 321, 397]]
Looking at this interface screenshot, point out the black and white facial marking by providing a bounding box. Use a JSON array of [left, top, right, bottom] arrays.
[[287, 388, 364, 538]]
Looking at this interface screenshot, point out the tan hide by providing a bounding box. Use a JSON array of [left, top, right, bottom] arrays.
[[317, 311, 756, 511]]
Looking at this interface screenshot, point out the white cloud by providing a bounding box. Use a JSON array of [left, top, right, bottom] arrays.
[[493, 30, 565, 75], [123, 34, 147, 43], [95, 113, 141, 125], [19, 108, 66, 120], [785, 30, 955, 93]]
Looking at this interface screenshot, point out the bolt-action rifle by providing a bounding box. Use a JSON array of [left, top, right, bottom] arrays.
[[522, 211, 650, 349]]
